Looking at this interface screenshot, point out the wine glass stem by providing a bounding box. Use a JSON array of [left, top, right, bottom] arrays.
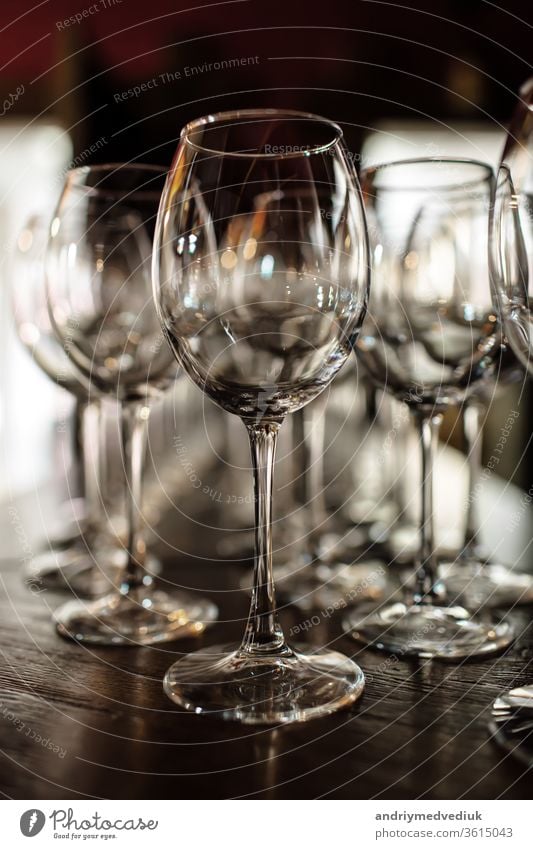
[[119, 401, 149, 594], [73, 399, 86, 501], [81, 401, 102, 530], [463, 400, 483, 555], [412, 410, 443, 604], [306, 397, 328, 549], [294, 397, 328, 559], [241, 421, 286, 655]]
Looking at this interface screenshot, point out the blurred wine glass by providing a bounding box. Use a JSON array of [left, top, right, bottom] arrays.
[[439, 343, 532, 607], [12, 214, 121, 594], [489, 77, 533, 760], [401, 166, 533, 607], [46, 163, 217, 645], [344, 157, 513, 659]]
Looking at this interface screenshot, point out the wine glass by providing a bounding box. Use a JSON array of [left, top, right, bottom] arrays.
[[489, 83, 533, 755], [46, 163, 218, 645], [499, 76, 533, 195], [153, 109, 370, 723], [344, 158, 513, 659], [12, 215, 115, 594], [491, 129, 533, 373], [400, 162, 533, 606], [439, 345, 533, 608]]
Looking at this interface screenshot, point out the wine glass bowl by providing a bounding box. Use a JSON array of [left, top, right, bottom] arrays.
[[491, 165, 533, 375], [13, 215, 92, 400], [359, 159, 500, 409], [47, 166, 175, 400], [154, 109, 370, 723], [157, 154, 367, 419]]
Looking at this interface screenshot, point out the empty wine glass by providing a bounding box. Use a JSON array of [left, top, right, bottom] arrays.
[[489, 83, 533, 753], [492, 168, 533, 364], [400, 157, 533, 606], [12, 215, 116, 594], [46, 163, 217, 644], [439, 347, 533, 608], [500, 77, 533, 195], [344, 158, 513, 659], [153, 109, 370, 723]]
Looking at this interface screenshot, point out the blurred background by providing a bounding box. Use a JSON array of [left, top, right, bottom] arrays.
[[0, 0, 531, 564]]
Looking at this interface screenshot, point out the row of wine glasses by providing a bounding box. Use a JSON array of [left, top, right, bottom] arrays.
[[15, 102, 531, 725], [16, 112, 372, 724]]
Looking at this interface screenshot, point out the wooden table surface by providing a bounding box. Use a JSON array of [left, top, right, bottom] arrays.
[[0, 496, 532, 801]]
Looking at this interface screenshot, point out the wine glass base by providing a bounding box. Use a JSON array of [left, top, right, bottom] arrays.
[[54, 587, 218, 646], [490, 685, 533, 767], [163, 643, 365, 725], [440, 561, 533, 608], [25, 546, 161, 597], [344, 602, 513, 659]]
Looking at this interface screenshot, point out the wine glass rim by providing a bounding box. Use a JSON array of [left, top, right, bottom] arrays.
[[363, 157, 494, 192], [64, 162, 167, 196], [496, 162, 513, 182], [180, 109, 344, 159]]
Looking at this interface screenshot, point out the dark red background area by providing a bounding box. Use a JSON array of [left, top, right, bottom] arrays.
[[0, 0, 530, 166]]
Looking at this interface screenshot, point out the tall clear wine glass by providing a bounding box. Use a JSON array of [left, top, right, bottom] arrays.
[[153, 109, 370, 723], [46, 164, 218, 645], [401, 151, 533, 607], [12, 215, 113, 594], [489, 85, 533, 749], [499, 77, 533, 194], [440, 346, 533, 608], [344, 158, 513, 659], [492, 77, 533, 354], [491, 125, 533, 373]]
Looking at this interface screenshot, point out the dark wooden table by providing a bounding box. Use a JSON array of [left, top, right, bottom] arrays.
[[0, 490, 532, 800]]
